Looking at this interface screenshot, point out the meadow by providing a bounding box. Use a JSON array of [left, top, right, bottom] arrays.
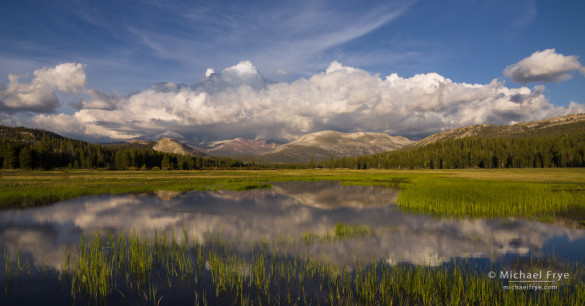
[[1, 168, 585, 218], [2, 168, 585, 304]]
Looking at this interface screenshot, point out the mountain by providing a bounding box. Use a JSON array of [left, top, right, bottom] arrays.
[[332, 113, 585, 169], [203, 137, 279, 156], [152, 137, 206, 157], [258, 131, 414, 163], [415, 113, 585, 147]]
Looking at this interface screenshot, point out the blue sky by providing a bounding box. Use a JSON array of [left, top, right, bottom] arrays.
[[1, 0, 584, 142]]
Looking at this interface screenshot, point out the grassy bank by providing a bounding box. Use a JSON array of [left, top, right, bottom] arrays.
[[20, 229, 577, 305], [1, 169, 585, 218]]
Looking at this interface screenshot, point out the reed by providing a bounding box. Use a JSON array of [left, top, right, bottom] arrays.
[[3, 250, 12, 280], [55, 228, 584, 305]]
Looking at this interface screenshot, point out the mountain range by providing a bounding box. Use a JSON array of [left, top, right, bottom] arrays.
[[2, 113, 584, 166], [145, 113, 585, 164], [256, 131, 413, 163], [149, 131, 414, 163]]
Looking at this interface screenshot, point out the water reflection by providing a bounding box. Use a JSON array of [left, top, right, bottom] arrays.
[[0, 181, 584, 271], [270, 181, 398, 209]]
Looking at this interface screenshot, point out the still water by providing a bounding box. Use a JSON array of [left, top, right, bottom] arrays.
[[1, 180, 584, 273]]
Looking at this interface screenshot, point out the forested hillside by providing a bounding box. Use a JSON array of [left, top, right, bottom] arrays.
[[0, 126, 246, 170], [328, 123, 585, 169]]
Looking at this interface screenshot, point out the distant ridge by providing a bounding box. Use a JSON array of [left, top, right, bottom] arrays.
[[203, 137, 279, 156], [258, 130, 414, 163]]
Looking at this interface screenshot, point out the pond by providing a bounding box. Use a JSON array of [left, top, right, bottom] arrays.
[[1, 181, 584, 304]]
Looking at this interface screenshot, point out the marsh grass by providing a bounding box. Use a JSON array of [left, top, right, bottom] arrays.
[[2, 168, 585, 217], [51, 228, 584, 305], [302, 223, 373, 245], [0, 170, 274, 209], [397, 177, 585, 218]]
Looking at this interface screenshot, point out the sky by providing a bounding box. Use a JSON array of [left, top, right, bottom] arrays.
[[1, 0, 584, 143]]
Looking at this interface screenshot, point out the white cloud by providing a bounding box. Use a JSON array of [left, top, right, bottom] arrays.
[[0, 63, 87, 113], [0, 74, 59, 113], [32, 63, 87, 93], [205, 68, 215, 78], [194, 60, 268, 93], [504, 49, 585, 84], [29, 61, 585, 142], [34, 111, 141, 140]]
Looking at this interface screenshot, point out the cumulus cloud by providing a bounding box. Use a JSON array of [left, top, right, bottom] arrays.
[[193, 61, 269, 94], [34, 111, 142, 140], [0, 74, 59, 113], [77, 89, 123, 110], [0, 63, 87, 113], [32, 63, 87, 93], [504, 49, 585, 84], [29, 60, 585, 142]]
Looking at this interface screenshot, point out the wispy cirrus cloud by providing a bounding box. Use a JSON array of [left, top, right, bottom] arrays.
[[122, 0, 415, 78]]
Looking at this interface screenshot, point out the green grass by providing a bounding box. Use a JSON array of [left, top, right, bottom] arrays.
[[4, 169, 585, 304], [302, 223, 373, 244], [49, 228, 584, 305], [397, 177, 585, 218], [1, 168, 585, 218], [0, 170, 275, 208]]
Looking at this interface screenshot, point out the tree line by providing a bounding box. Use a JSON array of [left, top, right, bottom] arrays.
[[0, 126, 247, 170], [3, 124, 584, 171]]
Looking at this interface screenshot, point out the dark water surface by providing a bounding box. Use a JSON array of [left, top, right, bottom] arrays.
[[1, 181, 584, 303]]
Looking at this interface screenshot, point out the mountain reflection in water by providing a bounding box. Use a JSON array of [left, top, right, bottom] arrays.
[[0, 181, 584, 270]]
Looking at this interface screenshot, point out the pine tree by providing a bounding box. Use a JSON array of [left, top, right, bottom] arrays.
[[19, 147, 33, 169], [161, 155, 171, 170], [3, 145, 17, 169]]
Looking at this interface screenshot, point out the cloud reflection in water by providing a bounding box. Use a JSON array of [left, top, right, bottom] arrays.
[[0, 181, 584, 269]]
